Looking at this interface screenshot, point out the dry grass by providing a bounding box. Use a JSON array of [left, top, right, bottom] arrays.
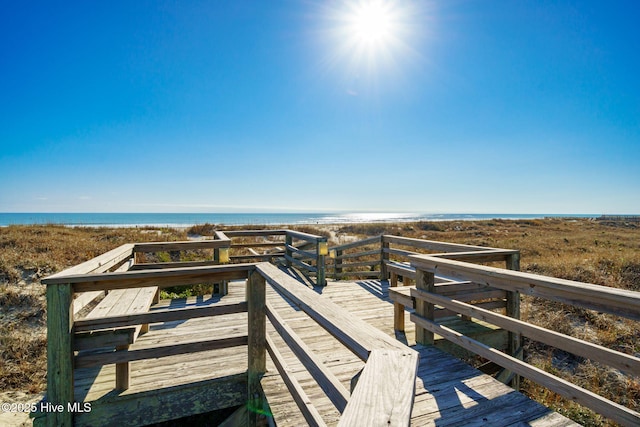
[[1, 219, 638, 426]]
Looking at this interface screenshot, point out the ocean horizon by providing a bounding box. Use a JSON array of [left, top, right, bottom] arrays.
[[0, 212, 599, 228]]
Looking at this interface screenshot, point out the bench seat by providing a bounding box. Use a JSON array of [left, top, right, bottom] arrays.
[[74, 286, 158, 390]]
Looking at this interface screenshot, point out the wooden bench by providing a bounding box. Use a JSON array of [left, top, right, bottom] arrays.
[[73, 286, 159, 390], [390, 281, 508, 356]]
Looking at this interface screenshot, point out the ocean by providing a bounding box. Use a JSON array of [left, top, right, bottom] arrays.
[[0, 212, 596, 227]]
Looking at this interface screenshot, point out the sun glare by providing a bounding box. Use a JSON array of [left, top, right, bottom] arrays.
[[316, 0, 426, 94], [352, 2, 393, 44]]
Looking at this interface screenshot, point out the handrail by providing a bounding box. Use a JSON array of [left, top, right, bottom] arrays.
[[383, 235, 500, 253], [45, 243, 135, 280], [408, 256, 640, 427], [411, 289, 640, 375], [256, 262, 418, 426], [133, 239, 231, 252], [42, 263, 256, 291], [337, 349, 418, 427], [330, 234, 520, 282], [411, 311, 639, 427], [410, 255, 640, 321], [331, 235, 382, 252]]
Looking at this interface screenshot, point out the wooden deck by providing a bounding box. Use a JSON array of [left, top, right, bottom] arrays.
[[70, 275, 575, 426]]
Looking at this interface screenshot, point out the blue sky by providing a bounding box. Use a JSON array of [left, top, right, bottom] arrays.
[[1, 1, 638, 214]]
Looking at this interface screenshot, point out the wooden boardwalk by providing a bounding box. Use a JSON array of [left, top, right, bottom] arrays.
[[70, 274, 575, 426]]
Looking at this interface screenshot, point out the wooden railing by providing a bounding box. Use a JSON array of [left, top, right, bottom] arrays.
[[128, 229, 328, 286], [257, 263, 418, 426], [408, 254, 640, 427], [330, 236, 383, 279], [330, 234, 520, 281], [42, 242, 414, 426]]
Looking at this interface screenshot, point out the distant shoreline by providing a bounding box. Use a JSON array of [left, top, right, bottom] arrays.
[[0, 212, 602, 228]]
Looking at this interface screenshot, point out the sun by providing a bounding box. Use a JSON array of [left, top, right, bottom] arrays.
[[351, 2, 394, 45]]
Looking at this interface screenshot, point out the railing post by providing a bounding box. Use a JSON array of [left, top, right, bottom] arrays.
[[415, 268, 435, 345], [380, 235, 389, 281], [316, 238, 327, 286], [247, 270, 266, 425], [506, 252, 522, 390], [46, 283, 74, 427], [285, 233, 292, 268], [335, 249, 342, 280]]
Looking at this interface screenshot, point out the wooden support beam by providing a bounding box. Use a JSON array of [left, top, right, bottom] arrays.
[[414, 269, 435, 346], [506, 252, 522, 390], [380, 237, 389, 281], [247, 270, 266, 426], [46, 283, 74, 427]]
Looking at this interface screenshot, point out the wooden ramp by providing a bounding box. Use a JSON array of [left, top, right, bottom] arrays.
[[66, 276, 574, 427]]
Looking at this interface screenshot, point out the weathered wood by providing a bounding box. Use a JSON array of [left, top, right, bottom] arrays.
[[334, 249, 343, 279], [133, 239, 230, 253], [410, 255, 640, 321], [286, 229, 324, 242], [265, 335, 328, 427], [130, 260, 218, 270], [385, 260, 418, 280], [338, 349, 418, 427], [383, 235, 492, 253], [380, 239, 389, 280], [46, 283, 74, 427], [266, 302, 349, 412], [334, 249, 380, 260], [331, 235, 381, 252], [248, 270, 266, 426], [75, 336, 249, 368], [284, 254, 317, 273], [316, 239, 327, 287], [334, 271, 381, 279], [432, 249, 519, 263], [73, 373, 247, 427], [506, 251, 522, 389], [257, 263, 412, 361], [286, 244, 317, 260], [74, 328, 136, 351], [334, 260, 380, 269], [74, 301, 247, 332], [394, 302, 405, 332], [223, 229, 287, 237], [285, 234, 293, 268], [231, 242, 283, 248], [115, 344, 130, 390], [72, 290, 105, 317], [411, 288, 640, 376], [231, 253, 285, 262], [414, 269, 435, 346], [44, 263, 255, 291], [46, 244, 135, 280], [410, 313, 640, 427]]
